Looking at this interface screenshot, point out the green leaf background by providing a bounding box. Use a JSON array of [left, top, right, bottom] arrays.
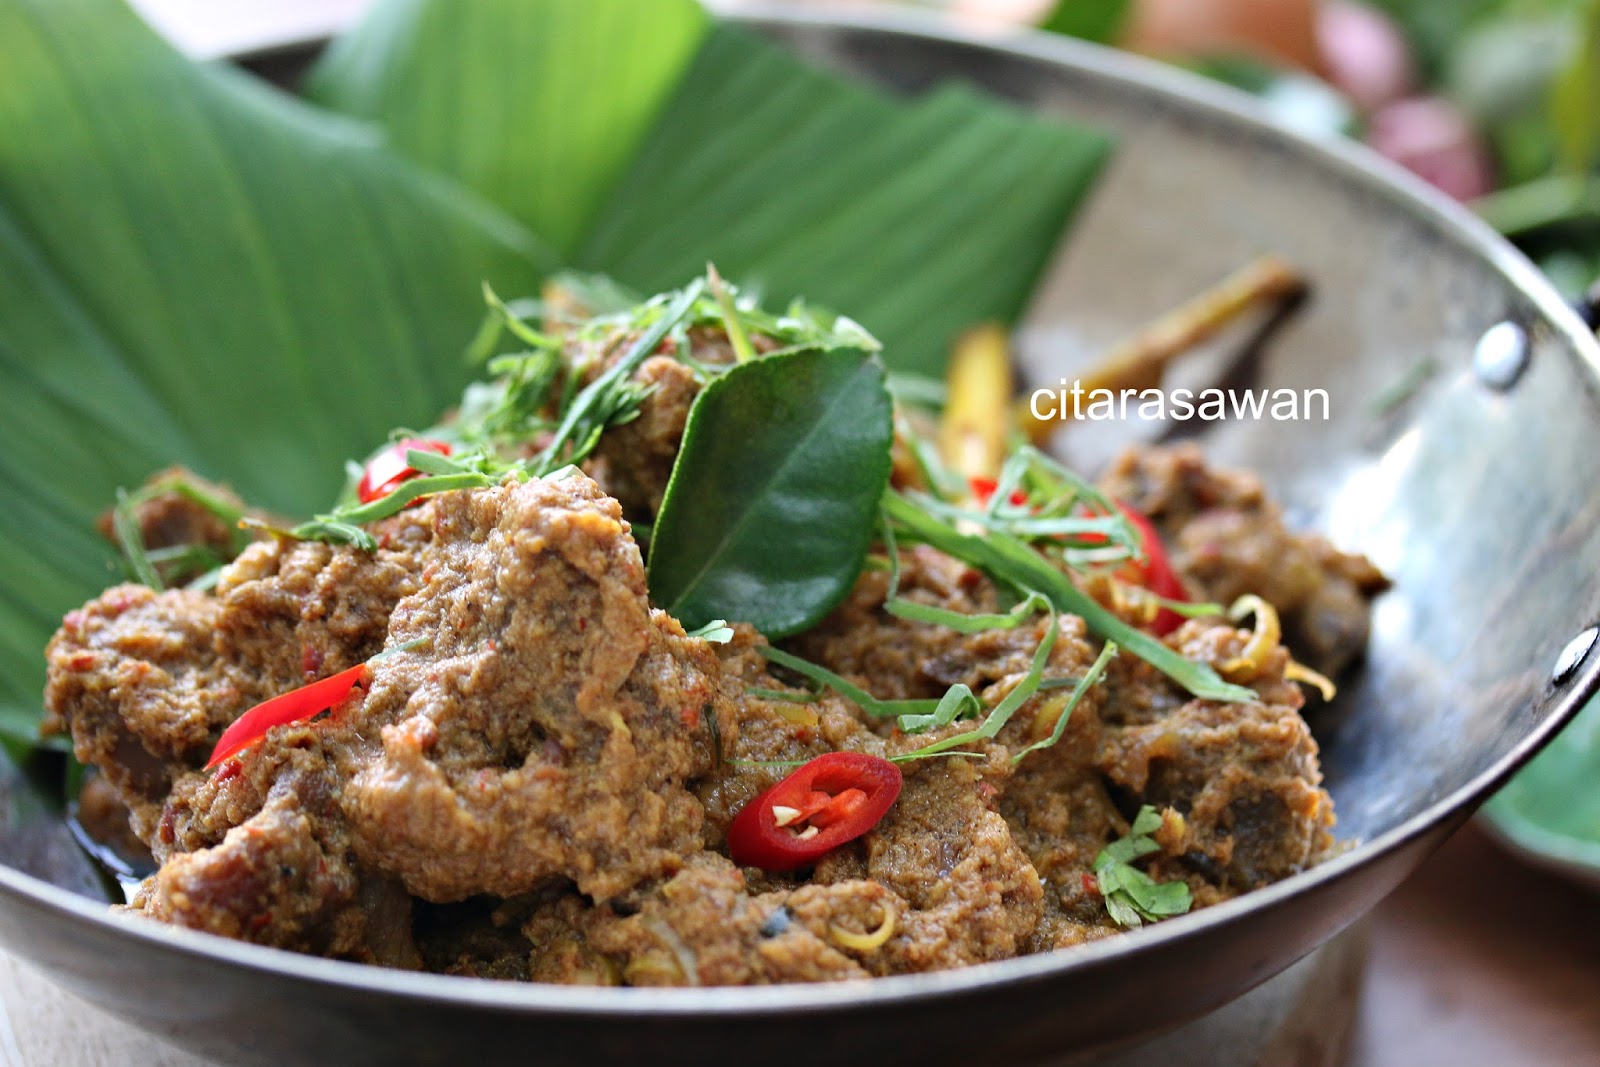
[[574, 25, 1111, 374], [311, 9, 1112, 376], [0, 0, 546, 743], [306, 0, 711, 257], [0, 0, 1111, 746]]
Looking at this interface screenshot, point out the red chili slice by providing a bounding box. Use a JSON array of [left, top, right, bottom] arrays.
[[967, 475, 1029, 508], [978, 479, 1190, 637], [205, 663, 370, 768], [726, 752, 902, 872], [356, 438, 451, 504], [1115, 503, 1188, 636]]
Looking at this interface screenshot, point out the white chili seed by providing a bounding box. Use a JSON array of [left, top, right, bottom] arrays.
[[771, 805, 803, 827]]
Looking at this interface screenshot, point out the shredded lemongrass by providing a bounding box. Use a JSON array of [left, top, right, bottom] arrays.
[[829, 899, 898, 952], [747, 685, 824, 726], [1285, 659, 1337, 701], [937, 323, 1011, 482], [1219, 594, 1281, 681], [747, 686, 821, 705]]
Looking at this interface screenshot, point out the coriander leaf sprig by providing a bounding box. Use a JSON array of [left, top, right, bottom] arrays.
[[1093, 805, 1194, 928]]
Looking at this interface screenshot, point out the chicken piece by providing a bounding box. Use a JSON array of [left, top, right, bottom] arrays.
[[49, 473, 741, 954], [133, 735, 371, 958], [686, 630, 1048, 981], [94, 466, 252, 582]]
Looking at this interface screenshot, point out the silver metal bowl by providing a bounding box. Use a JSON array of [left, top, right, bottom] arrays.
[[4, 8, 1599, 1065]]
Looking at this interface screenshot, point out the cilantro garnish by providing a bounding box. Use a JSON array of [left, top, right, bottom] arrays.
[[684, 619, 734, 644], [1093, 805, 1193, 928]]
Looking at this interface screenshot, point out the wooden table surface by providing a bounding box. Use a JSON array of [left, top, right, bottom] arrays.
[[1351, 822, 1600, 1066]]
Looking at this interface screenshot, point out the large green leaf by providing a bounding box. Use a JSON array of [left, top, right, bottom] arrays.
[[0, 0, 550, 744], [305, 0, 709, 258], [649, 348, 893, 638], [309, 8, 1113, 376], [580, 25, 1112, 376]]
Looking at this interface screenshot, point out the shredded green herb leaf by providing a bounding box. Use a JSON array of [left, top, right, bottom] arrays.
[[880, 490, 1256, 704], [881, 510, 1053, 632], [1011, 641, 1116, 764], [893, 610, 1061, 760], [1093, 805, 1194, 928], [758, 646, 945, 721], [111, 488, 161, 589], [893, 683, 982, 736], [706, 263, 755, 364], [685, 619, 734, 644], [108, 471, 254, 590], [533, 279, 704, 472]]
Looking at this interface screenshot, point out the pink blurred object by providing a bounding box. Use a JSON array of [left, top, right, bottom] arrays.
[[1318, 1, 1414, 113], [1367, 96, 1496, 202]]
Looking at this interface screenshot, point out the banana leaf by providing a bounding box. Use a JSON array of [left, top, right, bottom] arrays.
[[305, 0, 711, 258], [0, 0, 1114, 748], [311, 10, 1113, 376], [0, 0, 549, 746]]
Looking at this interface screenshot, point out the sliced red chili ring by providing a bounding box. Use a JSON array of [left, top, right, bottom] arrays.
[[205, 662, 370, 769], [1115, 503, 1188, 636], [727, 752, 902, 872], [1072, 500, 1190, 637], [806, 787, 867, 829], [356, 437, 452, 504]]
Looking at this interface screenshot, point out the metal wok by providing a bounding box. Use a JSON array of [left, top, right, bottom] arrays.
[[3, 7, 1599, 1065]]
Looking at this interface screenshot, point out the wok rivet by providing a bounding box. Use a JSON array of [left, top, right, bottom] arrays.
[[1551, 627, 1598, 685], [1473, 321, 1529, 390]]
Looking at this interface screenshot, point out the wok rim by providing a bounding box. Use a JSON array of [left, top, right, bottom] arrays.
[[4, 1, 1599, 1021]]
